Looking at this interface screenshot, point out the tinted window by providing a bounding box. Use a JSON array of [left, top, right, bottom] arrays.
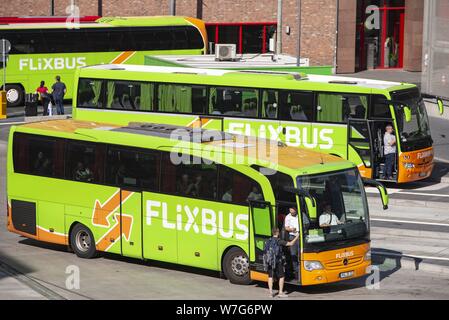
[[371, 94, 392, 118], [209, 87, 259, 117], [157, 84, 206, 113], [4, 26, 203, 54], [66, 141, 104, 183], [218, 165, 264, 205], [317, 93, 368, 123], [13, 133, 64, 178], [106, 80, 142, 110], [279, 91, 314, 122], [4, 30, 46, 54], [105, 147, 160, 191], [161, 153, 217, 200], [253, 166, 295, 203], [77, 78, 104, 108], [261, 89, 279, 119]]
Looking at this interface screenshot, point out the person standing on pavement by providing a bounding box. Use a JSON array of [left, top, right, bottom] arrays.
[[51, 75, 66, 115], [36, 81, 50, 116], [284, 207, 300, 280], [263, 227, 299, 298], [383, 124, 397, 180]]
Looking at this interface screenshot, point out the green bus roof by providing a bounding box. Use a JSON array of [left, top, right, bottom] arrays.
[[77, 64, 417, 96], [13, 119, 354, 176]]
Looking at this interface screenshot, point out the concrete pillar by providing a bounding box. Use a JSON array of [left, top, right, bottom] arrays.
[[403, 0, 424, 72]]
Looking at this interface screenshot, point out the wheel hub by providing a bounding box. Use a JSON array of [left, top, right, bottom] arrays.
[[6, 88, 19, 103], [75, 230, 91, 252], [231, 255, 249, 276]]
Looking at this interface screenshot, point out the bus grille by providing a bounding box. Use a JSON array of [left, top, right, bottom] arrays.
[[324, 255, 364, 270]]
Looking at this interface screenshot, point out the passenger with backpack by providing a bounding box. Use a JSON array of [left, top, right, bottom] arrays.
[[263, 227, 300, 298]]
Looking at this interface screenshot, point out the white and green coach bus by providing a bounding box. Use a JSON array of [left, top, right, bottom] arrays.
[[7, 119, 388, 286], [0, 16, 207, 107], [73, 64, 444, 183]]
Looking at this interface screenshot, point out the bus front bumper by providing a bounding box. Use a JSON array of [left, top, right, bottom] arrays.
[[397, 147, 434, 183], [300, 260, 371, 286]]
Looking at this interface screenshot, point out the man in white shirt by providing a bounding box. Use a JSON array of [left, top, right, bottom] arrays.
[[319, 203, 342, 227], [284, 207, 300, 279], [383, 124, 397, 180]]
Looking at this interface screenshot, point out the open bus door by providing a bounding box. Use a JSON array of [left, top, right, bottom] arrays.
[[248, 200, 273, 277], [347, 119, 374, 179]]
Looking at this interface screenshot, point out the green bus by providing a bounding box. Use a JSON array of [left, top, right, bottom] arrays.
[[7, 119, 388, 286], [0, 16, 207, 107], [73, 64, 444, 183]]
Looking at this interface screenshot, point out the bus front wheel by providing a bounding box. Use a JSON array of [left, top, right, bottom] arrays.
[[5, 84, 24, 108], [70, 224, 97, 259], [222, 247, 252, 285]]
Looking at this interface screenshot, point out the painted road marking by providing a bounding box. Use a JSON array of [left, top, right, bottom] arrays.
[[372, 218, 449, 227], [372, 250, 449, 262]]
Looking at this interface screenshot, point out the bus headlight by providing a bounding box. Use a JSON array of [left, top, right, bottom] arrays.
[[304, 261, 324, 271], [364, 250, 371, 261], [403, 163, 415, 169]]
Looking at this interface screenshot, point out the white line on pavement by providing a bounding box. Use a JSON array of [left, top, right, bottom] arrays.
[[372, 218, 449, 227], [0, 121, 25, 126], [372, 250, 449, 262], [393, 191, 449, 198]]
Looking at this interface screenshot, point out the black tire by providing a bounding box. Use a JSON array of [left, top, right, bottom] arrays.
[[5, 84, 24, 108], [70, 223, 97, 259], [222, 247, 252, 285]]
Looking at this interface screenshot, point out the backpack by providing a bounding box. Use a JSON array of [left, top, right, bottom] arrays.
[[262, 237, 284, 271]]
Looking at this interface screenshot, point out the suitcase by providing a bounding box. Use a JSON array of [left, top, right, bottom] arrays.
[[25, 101, 38, 116]]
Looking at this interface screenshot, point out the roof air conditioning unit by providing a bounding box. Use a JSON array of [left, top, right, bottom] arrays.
[[215, 44, 237, 61]]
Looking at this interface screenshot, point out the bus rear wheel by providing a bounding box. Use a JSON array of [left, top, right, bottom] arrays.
[[70, 224, 97, 259], [222, 247, 251, 285], [5, 84, 24, 108]]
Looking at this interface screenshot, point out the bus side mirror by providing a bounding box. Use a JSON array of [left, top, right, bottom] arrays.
[[402, 105, 412, 122], [363, 178, 389, 210], [437, 98, 444, 115]]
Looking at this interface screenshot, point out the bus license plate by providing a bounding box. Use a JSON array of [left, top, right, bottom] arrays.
[[339, 271, 354, 279]]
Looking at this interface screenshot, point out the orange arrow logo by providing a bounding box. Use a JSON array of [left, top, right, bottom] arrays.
[[92, 190, 133, 227], [96, 214, 133, 252]]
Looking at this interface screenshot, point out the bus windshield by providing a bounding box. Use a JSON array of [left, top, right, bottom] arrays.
[[393, 88, 432, 151], [297, 168, 369, 249]]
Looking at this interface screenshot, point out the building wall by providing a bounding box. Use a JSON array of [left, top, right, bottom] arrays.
[[403, 0, 424, 72], [0, 0, 337, 66], [336, 0, 357, 73]]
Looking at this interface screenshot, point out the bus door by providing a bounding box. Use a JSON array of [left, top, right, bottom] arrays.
[[276, 200, 302, 284], [370, 119, 398, 181], [248, 200, 273, 274], [347, 119, 374, 179], [120, 189, 143, 259]]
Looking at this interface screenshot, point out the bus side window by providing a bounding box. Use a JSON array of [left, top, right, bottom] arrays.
[[157, 84, 194, 113], [371, 95, 392, 118], [279, 91, 314, 122], [106, 80, 141, 111], [209, 87, 259, 118], [77, 78, 104, 109], [218, 165, 264, 205], [105, 147, 160, 191], [317, 93, 368, 123], [65, 141, 103, 184], [13, 132, 64, 179], [261, 90, 279, 119], [161, 153, 217, 200]]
